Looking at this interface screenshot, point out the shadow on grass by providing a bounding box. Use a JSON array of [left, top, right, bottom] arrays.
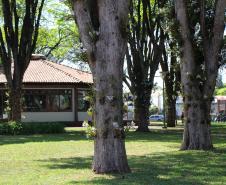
[[1, 123, 225, 184], [126, 129, 183, 143], [0, 127, 184, 146], [38, 156, 93, 170], [37, 149, 226, 185], [0, 123, 226, 146]]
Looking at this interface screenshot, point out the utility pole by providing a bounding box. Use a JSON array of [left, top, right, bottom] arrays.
[[162, 79, 167, 128], [155, 72, 167, 129]]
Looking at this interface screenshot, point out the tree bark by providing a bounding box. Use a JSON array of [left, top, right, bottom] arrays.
[[73, 0, 130, 173], [166, 98, 176, 127], [175, 0, 226, 150], [181, 88, 213, 150], [92, 36, 130, 173], [8, 87, 22, 121], [134, 90, 150, 132]]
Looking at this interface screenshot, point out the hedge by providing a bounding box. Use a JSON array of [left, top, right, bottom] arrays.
[[0, 121, 65, 135]]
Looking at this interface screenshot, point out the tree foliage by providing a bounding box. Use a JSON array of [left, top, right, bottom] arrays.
[[35, 1, 81, 64]]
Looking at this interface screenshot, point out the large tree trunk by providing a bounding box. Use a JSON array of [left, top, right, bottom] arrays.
[[175, 0, 225, 150], [92, 40, 130, 173], [166, 98, 176, 127], [91, 73, 131, 172], [180, 80, 213, 150], [8, 87, 22, 121], [134, 90, 150, 132], [73, 0, 130, 173]]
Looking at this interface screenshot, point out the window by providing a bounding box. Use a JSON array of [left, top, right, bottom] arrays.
[[47, 95, 60, 112], [77, 90, 90, 111], [23, 95, 46, 112], [59, 94, 72, 111], [23, 89, 72, 112]]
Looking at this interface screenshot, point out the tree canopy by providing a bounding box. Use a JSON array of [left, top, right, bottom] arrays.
[[35, 0, 81, 63]]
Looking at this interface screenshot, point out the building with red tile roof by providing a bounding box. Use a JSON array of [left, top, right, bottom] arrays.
[[0, 55, 93, 124]]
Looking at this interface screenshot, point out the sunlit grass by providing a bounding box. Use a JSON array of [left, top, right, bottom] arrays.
[[0, 122, 226, 185]]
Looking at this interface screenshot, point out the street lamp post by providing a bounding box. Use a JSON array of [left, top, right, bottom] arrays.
[[155, 72, 167, 129], [162, 78, 166, 128]]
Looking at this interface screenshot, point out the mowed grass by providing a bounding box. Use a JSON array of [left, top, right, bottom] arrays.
[[0, 123, 226, 185]]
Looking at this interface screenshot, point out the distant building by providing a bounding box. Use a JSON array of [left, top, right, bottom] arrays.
[[176, 97, 183, 117], [0, 55, 92, 125], [151, 93, 226, 117], [215, 96, 226, 114], [151, 89, 163, 111]]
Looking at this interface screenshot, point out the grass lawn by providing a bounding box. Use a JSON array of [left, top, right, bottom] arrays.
[[0, 123, 226, 185]]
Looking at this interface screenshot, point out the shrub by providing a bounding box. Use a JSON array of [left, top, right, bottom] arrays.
[[9, 121, 23, 135], [0, 122, 65, 135], [149, 105, 159, 115], [215, 87, 226, 96], [82, 121, 96, 139]]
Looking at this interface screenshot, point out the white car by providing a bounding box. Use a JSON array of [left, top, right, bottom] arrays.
[[149, 115, 164, 121]]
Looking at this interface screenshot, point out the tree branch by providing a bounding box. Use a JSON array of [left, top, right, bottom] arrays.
[[125, 46, 136, 91], [200, 0, 207, 42], [174, 0, 196, 72], [123, 75, 134, 94], [0, 28, 13, 86], [32, 0, 45, 52], [72, 0, 96, 55], [212, 0, 226, 55], [45, 31, 66, 57], [12, 0, 19, 53]]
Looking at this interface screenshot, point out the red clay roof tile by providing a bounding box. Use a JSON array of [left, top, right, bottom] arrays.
[[0, 59, 93, 84]]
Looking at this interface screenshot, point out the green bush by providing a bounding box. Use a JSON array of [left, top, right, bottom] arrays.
[[149, 105, 159, 115], [0, 122, 65, 135], [215, 87, 226, 95], [82, 121, 96, 139]]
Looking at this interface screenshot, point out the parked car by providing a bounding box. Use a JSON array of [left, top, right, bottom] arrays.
[[215, 115, 226, 122], [149, 115, 164, 121]]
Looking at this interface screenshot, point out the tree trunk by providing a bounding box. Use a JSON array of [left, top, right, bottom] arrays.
[[179, 60, 214, 150], [8, 87, 22, 121], [166, 98, 176, 127], [72, 0, 130, 173], [174, 0, 226, 150], [134, 91, 150, 132], [92, 34, 130, 173], [181, 88, 213, 150]]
